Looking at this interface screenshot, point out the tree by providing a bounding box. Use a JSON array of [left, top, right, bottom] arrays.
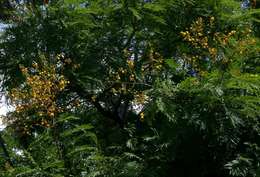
[[0, 0, 259, 176]]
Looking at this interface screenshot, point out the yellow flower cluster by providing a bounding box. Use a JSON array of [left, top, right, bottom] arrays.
[[140, 112, 145, 122], [127, 60, 134, 69], [180, 17, 209, 49], [106, 48, 164, 123], [147, 48, 164, 71], [106, 59, 149, 122], [133, 92, 148, 105], [233, 28, 257, 55], [211, 30, 237, 48], [107, 60, 139, 95], [180, 17, 240, 71], [9, 58, 70, 130]]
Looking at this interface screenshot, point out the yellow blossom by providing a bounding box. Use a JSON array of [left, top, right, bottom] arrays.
[[140, 112, 145, 122], [127, 60, 134, 68]]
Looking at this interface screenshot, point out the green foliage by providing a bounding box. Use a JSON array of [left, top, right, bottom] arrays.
[[0, 0, 259, 177]]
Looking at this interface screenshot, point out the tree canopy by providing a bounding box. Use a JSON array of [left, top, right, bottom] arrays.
[[0, 0, 259, 177]]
